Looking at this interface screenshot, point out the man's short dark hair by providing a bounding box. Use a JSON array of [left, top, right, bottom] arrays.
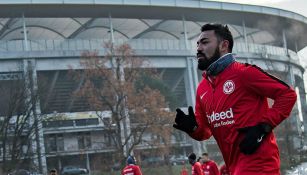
[[188, 152, 196, 160], [50, 169, 57, 175], [127, 155, 136, 164], [202, 152, 209, 156], [201, 23, 233, 52]]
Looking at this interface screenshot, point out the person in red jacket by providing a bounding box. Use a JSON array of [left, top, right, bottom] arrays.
[[188, 153, 204, 175], [220, 164, 230, 175], [181, 162, 189, 175], [201, 153, 219, 175], [121, 156, 142, 175], [173, 23, 297, 175]]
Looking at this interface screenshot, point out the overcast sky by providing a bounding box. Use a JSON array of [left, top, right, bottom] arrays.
[[207, 0, 307, 64], [207, 0, 307, 17]]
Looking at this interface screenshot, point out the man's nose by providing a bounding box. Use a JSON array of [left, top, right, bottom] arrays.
[[197, 45, 202, 52], [197, 49, 203, 55]]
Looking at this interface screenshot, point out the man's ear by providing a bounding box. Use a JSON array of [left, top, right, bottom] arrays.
[[220, 40, 229, 52]]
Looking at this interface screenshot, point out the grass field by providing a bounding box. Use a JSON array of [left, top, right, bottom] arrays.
[[95, 164, 192, 175]]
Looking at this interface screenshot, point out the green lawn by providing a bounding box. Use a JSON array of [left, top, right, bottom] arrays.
[[95, 164, 192, 175]]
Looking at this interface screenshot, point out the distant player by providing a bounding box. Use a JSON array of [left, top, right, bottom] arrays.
[[181, 162, 188, 175], [188, 153, 204, 175], [121, 156, 142, 175], [201, 153, 219, 175], [49, 169, 57, 175]]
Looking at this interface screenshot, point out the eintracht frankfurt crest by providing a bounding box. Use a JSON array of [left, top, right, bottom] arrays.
[[223, 80, 235, 94]]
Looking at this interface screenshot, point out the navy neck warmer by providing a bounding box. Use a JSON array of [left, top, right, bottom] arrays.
[[206, 53, 235, 76]]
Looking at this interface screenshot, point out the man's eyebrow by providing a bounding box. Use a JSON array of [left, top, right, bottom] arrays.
[[197, 38, 209, 44]]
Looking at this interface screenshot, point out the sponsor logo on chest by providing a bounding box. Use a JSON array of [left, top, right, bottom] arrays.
[[207, 108, 233, 124], [207, 108, 235, 128]]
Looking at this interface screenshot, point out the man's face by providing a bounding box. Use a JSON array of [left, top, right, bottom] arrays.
[[202, 155, 209, 162], [188, 158, 195, 165], [196, 30, 221, 71]]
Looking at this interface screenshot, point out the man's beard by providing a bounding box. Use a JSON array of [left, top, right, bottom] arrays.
[[197, 47, 221, 71]]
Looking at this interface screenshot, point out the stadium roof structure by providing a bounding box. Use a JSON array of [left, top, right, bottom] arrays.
[[0, 0, 306, 52]]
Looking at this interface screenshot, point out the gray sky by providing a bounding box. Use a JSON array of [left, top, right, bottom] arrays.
[[207, 0, 307, 17], [208, 0, 307, 64]]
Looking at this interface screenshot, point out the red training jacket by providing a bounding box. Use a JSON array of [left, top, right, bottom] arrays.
[[192, 162, 204, 175], [220, 164, 230, 175], [121, 165, 142, 175], [202, 160, 219, 175], [190, 61, 297, 175]]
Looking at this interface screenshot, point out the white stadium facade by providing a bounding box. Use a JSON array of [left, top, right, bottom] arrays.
[[0, 0, 307, 174]]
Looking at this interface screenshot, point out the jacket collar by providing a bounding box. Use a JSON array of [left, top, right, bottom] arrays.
[[205, 53, 235, 76]]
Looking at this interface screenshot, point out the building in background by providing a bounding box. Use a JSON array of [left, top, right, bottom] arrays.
[[0, 0, 306, 174]]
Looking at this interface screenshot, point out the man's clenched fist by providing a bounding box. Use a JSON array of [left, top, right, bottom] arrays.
[[238, 123, 272, 155]]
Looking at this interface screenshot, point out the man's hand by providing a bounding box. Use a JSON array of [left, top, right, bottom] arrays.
[[173, 106, 198, 133], [238, 123, 272, 155]]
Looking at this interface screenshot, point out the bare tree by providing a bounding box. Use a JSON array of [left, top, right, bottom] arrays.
[[0, 77, 40, 173], [70, 42, 174, 170]]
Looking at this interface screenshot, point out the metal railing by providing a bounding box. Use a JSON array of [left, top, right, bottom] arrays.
[[43, 118, 99, 128], [0, 39, 299, 61]]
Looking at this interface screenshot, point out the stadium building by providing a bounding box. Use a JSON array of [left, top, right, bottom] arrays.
[[0, 0, 306, 174]]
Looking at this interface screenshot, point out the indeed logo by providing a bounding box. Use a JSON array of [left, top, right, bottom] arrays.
[[207, 108, 234, 124]]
